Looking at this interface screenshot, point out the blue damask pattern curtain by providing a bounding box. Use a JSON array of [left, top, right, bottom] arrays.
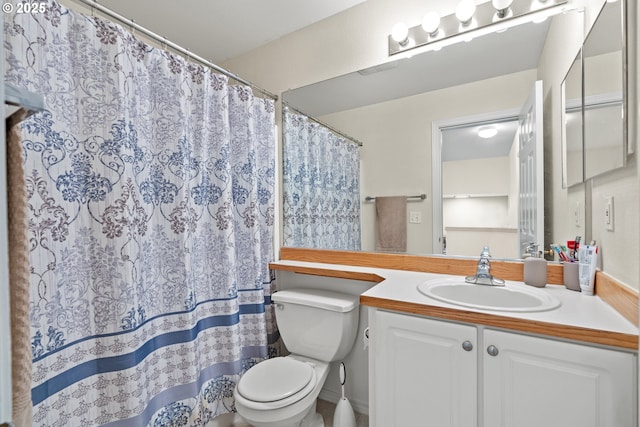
[[282, 109, 361, 250], [4, 2, 279, 425]]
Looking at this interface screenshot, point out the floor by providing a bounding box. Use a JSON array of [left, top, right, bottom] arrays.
[[211, 399, 369, 426]]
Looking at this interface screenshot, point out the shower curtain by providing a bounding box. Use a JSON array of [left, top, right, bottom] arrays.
[[4, 2, 279, 426], [282, 109, 361, 250]]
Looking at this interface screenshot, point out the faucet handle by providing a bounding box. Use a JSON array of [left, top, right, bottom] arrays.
[[480, 246, 491, 258]]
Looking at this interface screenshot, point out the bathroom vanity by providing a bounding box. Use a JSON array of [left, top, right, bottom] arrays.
[[370, 309, 634, 427], [364, 273, 637, 427], [270, 248, 638, 427]]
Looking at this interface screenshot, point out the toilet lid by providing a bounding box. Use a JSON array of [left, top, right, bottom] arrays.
[[237, 358, 314, 403]]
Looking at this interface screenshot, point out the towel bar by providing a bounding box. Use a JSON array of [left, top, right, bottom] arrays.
[[364, 194, 427, 202]]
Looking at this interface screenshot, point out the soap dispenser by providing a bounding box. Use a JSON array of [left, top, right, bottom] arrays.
[[523, 243, 547, 288]]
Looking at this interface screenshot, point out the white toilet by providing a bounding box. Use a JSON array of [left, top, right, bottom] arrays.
[[234, 288, 360, 427]]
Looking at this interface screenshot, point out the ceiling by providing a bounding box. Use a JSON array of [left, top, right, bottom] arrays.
[[442, 119, 519, 162], [99, 0, 367, 62]]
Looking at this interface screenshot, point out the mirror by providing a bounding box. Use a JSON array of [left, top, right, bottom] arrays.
[[583, 0, 627, 179], [562, 50, 584, 188], [282, 10, 589, 259]]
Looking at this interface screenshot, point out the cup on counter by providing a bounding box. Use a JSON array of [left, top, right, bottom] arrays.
[[563, 262, 580, 291]]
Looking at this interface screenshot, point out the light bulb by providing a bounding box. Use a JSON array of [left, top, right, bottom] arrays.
[[391, 22, 409, 44], [456, 0, 476, 25], [492, 0, 513, 18], [422, 12, 441, 36], [492, 0, 513, 10]]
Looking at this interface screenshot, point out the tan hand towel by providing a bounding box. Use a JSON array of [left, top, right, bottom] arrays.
[[375, 196, 407, 252]]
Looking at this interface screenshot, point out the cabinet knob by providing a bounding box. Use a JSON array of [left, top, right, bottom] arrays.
[[462, 340, 473, 352], [487, 345, 499, 357]]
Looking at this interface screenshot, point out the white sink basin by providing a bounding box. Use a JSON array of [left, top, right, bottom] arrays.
[[417, 277, 561, 313]]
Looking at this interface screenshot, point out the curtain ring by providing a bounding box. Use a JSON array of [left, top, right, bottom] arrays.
[[162, 36, 167, 51], [184, 48, 190, 61], [130, 18, 135, 37]]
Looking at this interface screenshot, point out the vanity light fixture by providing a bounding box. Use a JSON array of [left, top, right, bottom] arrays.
[[478, 126, 498, 139], [388, 0, 574, 57]]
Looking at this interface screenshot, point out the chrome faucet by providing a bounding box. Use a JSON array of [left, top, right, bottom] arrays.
[[465, 246, 505, 286]]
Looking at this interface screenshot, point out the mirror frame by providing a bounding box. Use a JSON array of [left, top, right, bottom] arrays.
[[581, 0, 628, 180], [561, 48, 584, 189]]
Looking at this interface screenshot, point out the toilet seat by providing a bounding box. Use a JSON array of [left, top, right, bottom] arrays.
[[236, 357, 317, 410]]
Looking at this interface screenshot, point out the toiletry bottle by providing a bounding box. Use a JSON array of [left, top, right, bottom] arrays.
[[523, 243, 547, 288]]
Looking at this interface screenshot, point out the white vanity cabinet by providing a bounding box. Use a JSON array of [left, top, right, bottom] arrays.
[[370, 309, 478, 426], [483, 328, 636, 427], [369, 309, 637, 427]]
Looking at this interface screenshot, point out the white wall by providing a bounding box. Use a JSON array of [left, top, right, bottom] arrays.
[[443, 157, 510, 196], [443, 197, 510, 229], [442, 155, 518, 258]]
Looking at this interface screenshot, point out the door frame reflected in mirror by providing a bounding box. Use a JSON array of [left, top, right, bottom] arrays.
[[432, 107, 521, 256]]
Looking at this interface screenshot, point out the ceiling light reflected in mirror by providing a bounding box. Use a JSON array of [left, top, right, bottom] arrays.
[[478, 126, 499, 139]]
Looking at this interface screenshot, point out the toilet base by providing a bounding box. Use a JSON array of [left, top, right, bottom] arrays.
[[237, 400, 325, 427], [299, 401, 324, 427]]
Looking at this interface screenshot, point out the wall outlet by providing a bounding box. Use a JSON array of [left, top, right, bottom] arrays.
[[574, 201, 581, 227], [409, 211, 422, 224], [604, 196, 614, 231]]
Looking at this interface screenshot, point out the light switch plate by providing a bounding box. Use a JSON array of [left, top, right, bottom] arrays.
[[409, 211, 422, 224], [604, 196, 614, 231]]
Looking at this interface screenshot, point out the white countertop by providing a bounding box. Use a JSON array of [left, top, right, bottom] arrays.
[[271, 259, 638, 339]]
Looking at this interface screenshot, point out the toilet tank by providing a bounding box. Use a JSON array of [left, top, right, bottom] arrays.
[[272, 289, 360, 362]]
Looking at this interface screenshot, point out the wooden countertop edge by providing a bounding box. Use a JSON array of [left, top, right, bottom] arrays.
[[595, 270, 639, 326], [360, 295, 638, 350], [269, 263, 384, 283]]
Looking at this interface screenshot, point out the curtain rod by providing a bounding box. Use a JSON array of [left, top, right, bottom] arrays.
[[74, 0, 278, 101], [284, 104, 364, 147]]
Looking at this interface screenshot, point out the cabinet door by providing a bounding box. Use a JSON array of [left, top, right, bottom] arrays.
[[372, 310, 477, 427], [484, 329, 637, 427]]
